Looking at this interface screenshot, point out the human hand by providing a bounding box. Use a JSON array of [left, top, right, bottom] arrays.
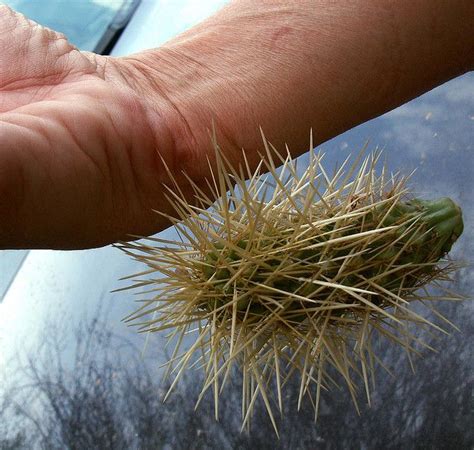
[[0, 5, 188, 249]]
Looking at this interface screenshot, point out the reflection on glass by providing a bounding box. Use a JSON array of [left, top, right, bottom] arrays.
[[0, 251, 28, 301], [0, 0, 472, 446], [3, 0, 129, 51], [0, 301, 472, 448]]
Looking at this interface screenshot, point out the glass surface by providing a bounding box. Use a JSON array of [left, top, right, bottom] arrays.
[[2, 0, 130, 51], [0, 1, 473, 448], [0, 251, 28, 301]]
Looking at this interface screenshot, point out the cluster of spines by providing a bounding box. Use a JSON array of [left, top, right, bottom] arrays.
[[118, 135, 462, 435]]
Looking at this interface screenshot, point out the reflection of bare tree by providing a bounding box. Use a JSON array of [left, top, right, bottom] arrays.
[[307, 301, 474, 450], [0, 300, 472, 449], [4, 316, 130, 449], [0, 395, 27, 449]]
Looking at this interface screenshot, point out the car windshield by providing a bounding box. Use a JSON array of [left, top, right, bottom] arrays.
[[0, 1, 472, 448], [2, 0, 137, 52]]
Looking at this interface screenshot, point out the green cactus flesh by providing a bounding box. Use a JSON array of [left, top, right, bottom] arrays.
[[197, 197, 463, 321]]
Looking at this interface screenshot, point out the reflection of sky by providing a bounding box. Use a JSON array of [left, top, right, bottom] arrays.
[[0, 0, 472, 441], [112, 0, 228, 53], [0, 250, 27, 300], [2, 0, 122, 51], [321, 73, 474, 270]]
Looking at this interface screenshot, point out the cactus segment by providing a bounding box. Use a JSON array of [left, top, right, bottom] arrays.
[[119, 140, 464, 433]]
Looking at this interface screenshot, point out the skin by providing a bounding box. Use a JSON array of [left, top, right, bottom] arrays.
[[0, 1, 472, 249]]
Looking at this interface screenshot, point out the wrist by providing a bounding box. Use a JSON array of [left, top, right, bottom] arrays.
[[118, 0, 474, 182]]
